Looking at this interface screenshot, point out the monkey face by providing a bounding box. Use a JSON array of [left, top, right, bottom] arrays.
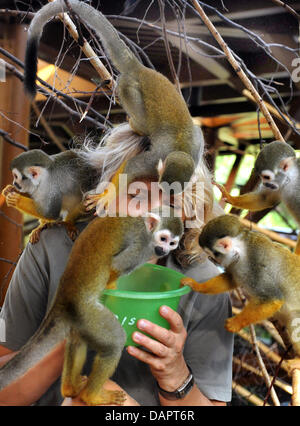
[[11, 168, 31, 193], [260, 157, 295, 191], [204, 236, 241, 269], [12, 166, 46, 194], [153, 229, 180, 257]]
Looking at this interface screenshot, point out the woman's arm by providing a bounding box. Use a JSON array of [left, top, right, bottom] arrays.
[[127, 306, 226, 406], [0, 343, 65, 406]]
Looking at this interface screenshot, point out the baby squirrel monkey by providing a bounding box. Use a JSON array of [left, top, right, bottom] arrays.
[[24, 0, 203, 211], [1, 149, 98, 243], [181, 215, 300, 361], [214, 140, 300, 253], [0, 207, 183, 406]]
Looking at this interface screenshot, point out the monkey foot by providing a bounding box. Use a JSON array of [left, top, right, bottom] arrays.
[[61, 375, 88, 398], [79, 388, 126, 406], [29, 222, 54, 244], [225, 316, 244, 333]]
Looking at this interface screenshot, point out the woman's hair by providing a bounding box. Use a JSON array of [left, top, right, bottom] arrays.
[[172, 159, 223, 269], [77, 122, 221, 268]]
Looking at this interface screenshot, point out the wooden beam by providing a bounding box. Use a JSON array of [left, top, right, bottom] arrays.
[[0, 23, 30, 306]]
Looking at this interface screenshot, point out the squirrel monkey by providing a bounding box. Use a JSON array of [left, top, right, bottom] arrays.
[[1, 149, 98, 243], [24, 0, 203, 211], [214, 140, 300, 253], [0, 208, 183, 406], [181, 215, 300, 360]]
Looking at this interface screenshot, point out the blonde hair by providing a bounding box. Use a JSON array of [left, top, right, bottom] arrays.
[[77, 123, 221, 267], [173, 159, 223, 268]]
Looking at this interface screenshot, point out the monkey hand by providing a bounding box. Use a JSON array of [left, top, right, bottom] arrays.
[[4, 188, 21, 208], [225, 316, 244, 333], [2, 184, 19, 198], [180, 277, 201, 292], [180, 277, 210, 293], [212, 181, 231, 203]]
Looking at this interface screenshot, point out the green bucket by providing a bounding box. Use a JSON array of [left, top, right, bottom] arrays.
[[101, 263, 191, 346]]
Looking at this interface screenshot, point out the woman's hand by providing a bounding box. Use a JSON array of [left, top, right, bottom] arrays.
[[127, 305, 190, 391]]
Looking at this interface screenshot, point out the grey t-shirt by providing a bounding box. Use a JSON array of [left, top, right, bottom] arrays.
[[0, 223, 233, 405]]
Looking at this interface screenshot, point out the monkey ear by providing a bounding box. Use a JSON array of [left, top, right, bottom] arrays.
[[215, 236, 232, 253], [27, 166, 44, 180], [144, 212, 161, 232], [279, 157, 294, 172]]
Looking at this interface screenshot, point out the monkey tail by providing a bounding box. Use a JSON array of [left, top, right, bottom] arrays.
[[77, 123, 150, 191], [0, 307, 69, 391], [24, 0, 140, 97]]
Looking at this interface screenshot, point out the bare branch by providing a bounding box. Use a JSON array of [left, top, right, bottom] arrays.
[[267, 0, 300, 22], [0, 129, 28, 151]]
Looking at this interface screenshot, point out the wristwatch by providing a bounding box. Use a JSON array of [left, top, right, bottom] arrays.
[[157, 365, 194, 400]]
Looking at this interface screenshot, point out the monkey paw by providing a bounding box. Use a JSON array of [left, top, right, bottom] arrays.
[[106, 280, 117, 290], [2, 184, 17, 198], [29, 227, 44, 244], [79, 388, 126, 406], [29, 222, 54, 244], [61, 375, 88, 398], [5, 190, 20, 208], [180, 277, 207, 293], [180, 278, 197, 290], [225, 317, 243, 333]]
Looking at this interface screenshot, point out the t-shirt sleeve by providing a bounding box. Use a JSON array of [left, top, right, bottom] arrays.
[[178, 258, 233, 403], [183, 292, 233, 402], [0, 241, 50, 351]]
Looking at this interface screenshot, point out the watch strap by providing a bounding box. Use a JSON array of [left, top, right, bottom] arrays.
[[157, 365, 194, 400]]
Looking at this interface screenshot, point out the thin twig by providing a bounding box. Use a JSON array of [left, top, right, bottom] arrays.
[[48, 0, 114, 91], [249, 324, 280, 406], [158, 0, 181, 93], [0, 129, 28, 151], [232, 380, 270, 406], [233, 357, 292, 394], [31, 102, 66, 152], [191, 0, 285, 142], [267, 0, 300, 22]]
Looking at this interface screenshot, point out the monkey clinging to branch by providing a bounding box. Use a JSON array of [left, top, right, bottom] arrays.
[[181, 214, 300, 366], [214, 141, 300, 254], [24, 0, 203, 212]]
